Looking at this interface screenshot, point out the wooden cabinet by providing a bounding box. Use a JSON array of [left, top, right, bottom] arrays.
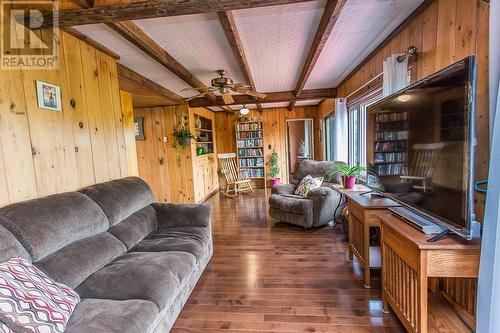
[[190, 108, 219, 203]]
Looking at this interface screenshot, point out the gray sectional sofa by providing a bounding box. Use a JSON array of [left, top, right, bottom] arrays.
[[0, 177, 212, 333], [269, 159, 346, 228]]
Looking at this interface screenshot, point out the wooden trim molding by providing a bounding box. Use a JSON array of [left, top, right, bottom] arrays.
[[117, 64, 183, 103], [23, 0, 317, 28], [337, 0, 434, 89], [63, 27, 119, 60]]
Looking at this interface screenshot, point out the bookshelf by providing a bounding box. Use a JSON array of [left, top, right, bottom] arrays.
[[235, 121, 266, 189], [373, 111, 409, 176], [193, 114, 214, 156]]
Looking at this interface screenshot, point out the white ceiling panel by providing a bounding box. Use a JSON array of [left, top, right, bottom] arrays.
[[207, 106, 223, 112], [305, 0, 423, 90], [262, 102, 290, 108], [229, 104, 258, 110], [234, 1, 326, 92], [134, 14, 246, 87], [294, 99, 322, 106], [74, 24, 196, 98]]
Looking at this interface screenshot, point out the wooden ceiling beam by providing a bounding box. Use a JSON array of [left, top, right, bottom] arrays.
[[294, 0, 346, 97], [217, 10, 263, 112], [189, 88, 336, 107], [107, 21, 217, 102], [69, 0, 94, 9], [24, 0, 317, 29], [117, 64, 183, 104]]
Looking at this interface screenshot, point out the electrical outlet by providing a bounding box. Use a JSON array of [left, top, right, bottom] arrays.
[[163, 136, 168, 143]]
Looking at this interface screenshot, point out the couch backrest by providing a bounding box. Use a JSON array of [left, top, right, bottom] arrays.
[[0, 192, 110, 262], [79, 177, 158, 250], [0, 177, 157, 288], [291, 159, 347, 185]]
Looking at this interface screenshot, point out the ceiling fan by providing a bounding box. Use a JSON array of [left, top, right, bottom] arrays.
[[182, 69, 266, 104]]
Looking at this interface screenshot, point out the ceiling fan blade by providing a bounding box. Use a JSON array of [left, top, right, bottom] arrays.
[[244, 91, 267, 99], [228, 83, 251, 88], [180, 86, 214, 92], [185, 92, 209, 101], [221, 91, 235, 104]]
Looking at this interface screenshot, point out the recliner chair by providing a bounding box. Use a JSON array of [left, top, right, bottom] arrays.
[[269, 159, 347, 229]]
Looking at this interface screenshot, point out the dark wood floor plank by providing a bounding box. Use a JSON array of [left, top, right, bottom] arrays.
[[171, 190, 404, 332]]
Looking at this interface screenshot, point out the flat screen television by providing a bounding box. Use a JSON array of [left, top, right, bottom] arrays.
[[365, 56, 480, 239]]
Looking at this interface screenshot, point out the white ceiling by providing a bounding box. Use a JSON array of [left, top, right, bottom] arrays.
[[305, 0, 423, 89], [73, 0, 423, 107], [134, 13, 246, 87]]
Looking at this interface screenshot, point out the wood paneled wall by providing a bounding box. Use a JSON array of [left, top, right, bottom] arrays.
[[214, 107, 319, 184], [134, 105, 196, 203], [335, 0, 489, 327], [0, 31, 137, 207]]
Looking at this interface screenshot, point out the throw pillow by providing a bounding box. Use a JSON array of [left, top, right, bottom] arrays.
[[294, 175, 324, 197], [0, 257, 80, 333]]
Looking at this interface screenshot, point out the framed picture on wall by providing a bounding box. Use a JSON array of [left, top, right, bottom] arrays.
[[36, 81, 62, 111], [134, 116, 145, 141]]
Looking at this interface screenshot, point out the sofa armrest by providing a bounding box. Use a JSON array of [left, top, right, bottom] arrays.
[[271, 183, 296, 195], [307, 186, 342, 226], [152, 203, 212, 229]]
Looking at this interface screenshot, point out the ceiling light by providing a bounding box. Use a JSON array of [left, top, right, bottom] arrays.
[[397, 94, 411, 102], [240, 105, 250, 115]]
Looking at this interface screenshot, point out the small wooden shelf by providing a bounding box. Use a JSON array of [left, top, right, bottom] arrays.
[[196, 141, 213, 144], [194, 128, 213, 132]]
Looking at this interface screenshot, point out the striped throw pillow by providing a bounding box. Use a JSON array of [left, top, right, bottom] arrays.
[[0, 257, 80, 333]]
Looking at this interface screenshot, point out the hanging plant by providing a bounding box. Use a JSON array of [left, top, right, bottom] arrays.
[[173, 127, 195, 147]]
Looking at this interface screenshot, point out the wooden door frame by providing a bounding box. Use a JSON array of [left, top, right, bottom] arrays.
[[285, 118, 314, 181]]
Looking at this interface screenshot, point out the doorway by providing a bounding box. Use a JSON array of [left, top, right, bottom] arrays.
[[286, 119, 314, 180]]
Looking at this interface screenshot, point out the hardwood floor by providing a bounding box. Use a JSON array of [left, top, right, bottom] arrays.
[[171, 189, 405, 332]]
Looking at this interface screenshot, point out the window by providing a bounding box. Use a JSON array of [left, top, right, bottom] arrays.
[[323, 114, 335, 161], [347, 90, 383, 167]]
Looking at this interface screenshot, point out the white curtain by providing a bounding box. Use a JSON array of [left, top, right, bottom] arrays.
[[477, 1, 500, 332], [382, 54, 409, 96], [333, 98, 348, 163]]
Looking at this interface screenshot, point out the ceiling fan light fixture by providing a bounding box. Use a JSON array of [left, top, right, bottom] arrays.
[[240, 105, 250, 115]]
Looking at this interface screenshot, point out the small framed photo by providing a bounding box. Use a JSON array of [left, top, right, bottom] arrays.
[[36, 81, 62, 111], [134, 116, 145, 141]]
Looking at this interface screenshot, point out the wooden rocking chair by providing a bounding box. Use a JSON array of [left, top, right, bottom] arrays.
[[217, 153, 254, 197], [400, 142, 444, 192]]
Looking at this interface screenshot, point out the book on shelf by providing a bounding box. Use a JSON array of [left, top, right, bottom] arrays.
[[374, 152, 406, 163], [239, 157, 264, 167], [237, 139, 263, 148], [238, 148, 263, 157], [375, 163, 405, 176], [235, 122, 262, 131], [375, 130, 408, 141], [375, 111, 408, 123], [237, 131, 263, 139], [243, 169, 264, 178], [374, 141, 407, 152]]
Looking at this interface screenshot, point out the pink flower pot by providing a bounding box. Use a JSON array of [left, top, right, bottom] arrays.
[[271, 178, 281, 186], [343, 175, 356, 189]]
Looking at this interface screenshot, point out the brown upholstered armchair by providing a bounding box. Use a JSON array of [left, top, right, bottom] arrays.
[[269, 159, 347, 228]]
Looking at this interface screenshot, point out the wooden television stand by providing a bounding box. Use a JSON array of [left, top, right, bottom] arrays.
[[380, 214, 480, 333]]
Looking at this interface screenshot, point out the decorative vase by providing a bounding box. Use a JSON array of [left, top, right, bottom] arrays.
[[177, 137, 191, 146], [343, 175, 356, 189], [271, 178, 281, 186]]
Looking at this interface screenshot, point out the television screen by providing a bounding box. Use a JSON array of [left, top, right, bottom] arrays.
[[365, 56, 476, 233]]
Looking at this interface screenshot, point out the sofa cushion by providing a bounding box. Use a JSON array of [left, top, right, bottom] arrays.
[[108, 206, 158, 250], [66, 298, 158, 333], [0, 225, 30, 263], [79, 177, 153, 226], [36, 232, 127, 288], [269, 194, 313, 214], [130, 226, 211, 262], [75, 252, 195, 310], [0, 192, 109, 262]]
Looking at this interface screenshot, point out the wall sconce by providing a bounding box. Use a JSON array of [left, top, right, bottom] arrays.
[[397, 45, 418, 63]]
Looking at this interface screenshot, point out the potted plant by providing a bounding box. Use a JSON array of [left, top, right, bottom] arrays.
[[268, 150, 281, 186], [173, 127, 195, 146], [329, 164, 366, 189]]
